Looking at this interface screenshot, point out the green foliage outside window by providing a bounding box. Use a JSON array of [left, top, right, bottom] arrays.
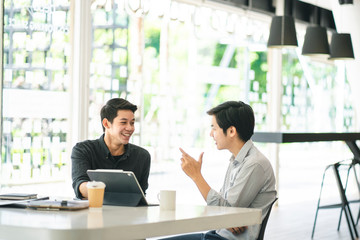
[[94, 29, 114, 46], [145, 26, 160, 57], [212, 43, 237, 68], [250, 52, 267, 94]]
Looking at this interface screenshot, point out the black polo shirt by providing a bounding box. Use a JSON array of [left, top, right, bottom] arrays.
[[71, 134, 151, 199]]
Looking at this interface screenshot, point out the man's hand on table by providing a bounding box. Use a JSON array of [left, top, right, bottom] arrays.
[[228, 226, 248, 235]]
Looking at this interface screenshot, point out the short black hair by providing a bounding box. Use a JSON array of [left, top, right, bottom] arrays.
[[207, 101, 255, 142], [100, 98, 137, 132]]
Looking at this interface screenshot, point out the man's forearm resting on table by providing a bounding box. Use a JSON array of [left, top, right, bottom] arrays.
[[79, 182, 89, 199]]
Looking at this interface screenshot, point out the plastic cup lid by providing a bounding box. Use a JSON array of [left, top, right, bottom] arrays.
[[87, 181, 106, 189]]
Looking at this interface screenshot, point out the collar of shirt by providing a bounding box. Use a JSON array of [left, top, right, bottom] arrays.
[[99, 134, 131, 161], [229, 139, 254, 166]]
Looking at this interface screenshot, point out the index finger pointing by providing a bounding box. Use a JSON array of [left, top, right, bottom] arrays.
[[179, 147, 187, 155]]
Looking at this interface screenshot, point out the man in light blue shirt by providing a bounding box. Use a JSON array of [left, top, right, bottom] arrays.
[[162, 101, 276, 240]]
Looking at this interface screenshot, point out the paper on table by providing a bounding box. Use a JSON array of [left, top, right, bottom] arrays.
[[0, 197, 49, 207], [0, 193, 37, 200]]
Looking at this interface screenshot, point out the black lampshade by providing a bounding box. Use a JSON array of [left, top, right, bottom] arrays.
[[267, 16, 298, 48], [339, 0, 353, 4], [329, 33, 355, 60], [302, 26, 330, 56]]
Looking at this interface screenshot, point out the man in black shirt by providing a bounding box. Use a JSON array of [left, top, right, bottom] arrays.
[[71, 98, 151, 199]]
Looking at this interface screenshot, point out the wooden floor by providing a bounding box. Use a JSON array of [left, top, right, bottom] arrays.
[[265, 200, 360, 240]]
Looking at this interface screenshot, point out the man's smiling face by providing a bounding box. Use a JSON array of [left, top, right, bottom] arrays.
[[105, 109, 135, 145]]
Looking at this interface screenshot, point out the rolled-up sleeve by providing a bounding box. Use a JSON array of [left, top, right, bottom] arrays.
[[207, 188, 229, 206]]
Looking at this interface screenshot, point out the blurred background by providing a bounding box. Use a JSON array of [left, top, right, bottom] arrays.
[[0, 0, 358, 215]]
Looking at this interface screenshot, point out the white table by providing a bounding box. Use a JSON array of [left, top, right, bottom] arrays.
[[0, 204, 262, 240]]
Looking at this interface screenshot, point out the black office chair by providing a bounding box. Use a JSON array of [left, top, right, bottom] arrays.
[[257, 197, 278, 240]]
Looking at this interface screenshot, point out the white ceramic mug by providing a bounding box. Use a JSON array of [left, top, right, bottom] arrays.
[[158, 190, 176, 211]]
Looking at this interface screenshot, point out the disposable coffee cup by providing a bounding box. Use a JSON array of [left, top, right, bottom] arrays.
[[87, 181, 106, 208], [158, 190, 176, 211]]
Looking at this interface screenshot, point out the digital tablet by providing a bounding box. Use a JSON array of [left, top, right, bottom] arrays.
[[87, 169, 155, 207]]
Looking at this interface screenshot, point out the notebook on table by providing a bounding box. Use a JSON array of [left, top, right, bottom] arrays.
[[87, 169, 157, 207], [26, 200, 89, 211]]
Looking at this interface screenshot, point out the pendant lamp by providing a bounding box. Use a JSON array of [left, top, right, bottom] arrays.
[[302, 26, 330, 56], [267, 15, 298, 48], [339, 0, 353, 4], [329, 33, 355, 60]]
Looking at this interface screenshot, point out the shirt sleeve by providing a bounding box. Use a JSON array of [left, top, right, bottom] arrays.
[[139, 151, 151, 194], [206, 163, 267, 208], [71, 143, 92, 199]]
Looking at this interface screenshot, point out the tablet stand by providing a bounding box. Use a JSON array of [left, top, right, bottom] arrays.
[[103, 192, 146, 206]]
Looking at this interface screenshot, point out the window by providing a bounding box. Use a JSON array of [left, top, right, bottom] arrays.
[[2, 0, 70, 185], [89, 1, 129, 139]]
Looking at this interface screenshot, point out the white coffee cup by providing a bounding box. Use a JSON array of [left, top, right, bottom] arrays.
[[158, 190, 176, 211]]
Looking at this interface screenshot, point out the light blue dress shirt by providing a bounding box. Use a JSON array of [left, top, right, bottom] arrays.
[[206, 140, 277, 240]]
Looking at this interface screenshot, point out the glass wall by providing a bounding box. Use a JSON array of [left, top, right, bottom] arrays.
[[140, 2, 271, 167], [0, 0, 355, 202], [2, 0, 70, 185], [281, 51, 354, 132], [88, 0, 129, 139]]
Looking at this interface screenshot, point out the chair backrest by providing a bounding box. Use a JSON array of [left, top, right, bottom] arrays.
[[257, 197, 278, 240]]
